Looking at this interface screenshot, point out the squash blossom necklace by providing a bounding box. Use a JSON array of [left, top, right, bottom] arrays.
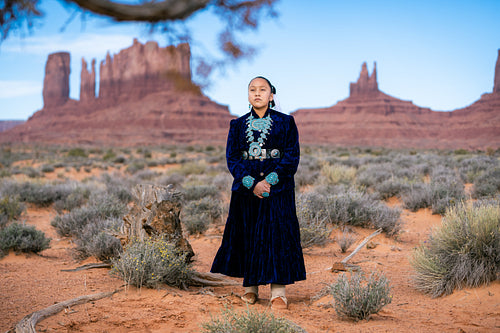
[[246, 113, 273, 157]]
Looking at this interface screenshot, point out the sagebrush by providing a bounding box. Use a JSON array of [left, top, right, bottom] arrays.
[[111, 237, 193, 289], [0, 222, 51, 257], [328, 271, 392, 321], [410, 201, 500, 297], [202, 307, 306, 333]]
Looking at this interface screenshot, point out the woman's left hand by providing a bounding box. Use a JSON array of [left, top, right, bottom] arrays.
[[253, 180, 271, 199]]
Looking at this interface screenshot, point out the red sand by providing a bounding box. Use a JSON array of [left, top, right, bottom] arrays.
[[1, 197, 499, 332]]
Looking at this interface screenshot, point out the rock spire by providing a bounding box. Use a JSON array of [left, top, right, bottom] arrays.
[[80, 58, 96, 103], [349, 62, 379, 97], [42, 52, 70, 108]]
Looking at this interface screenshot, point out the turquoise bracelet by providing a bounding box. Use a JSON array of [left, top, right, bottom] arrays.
[[265, 172, 279, 185], [242, 175, 255, 189]]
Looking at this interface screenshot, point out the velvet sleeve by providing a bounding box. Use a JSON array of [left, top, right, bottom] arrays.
[[269, 115, 300, 181], [226, 119, 255, 192]]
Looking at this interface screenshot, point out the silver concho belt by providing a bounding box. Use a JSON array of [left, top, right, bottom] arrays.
[[242, 148, 281, 161]]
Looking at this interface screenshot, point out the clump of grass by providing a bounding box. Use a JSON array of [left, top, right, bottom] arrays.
[[172, 160, 208, 176], [51, 192, 127, 237], [17, 166, 42, 178], [472, 168, 500, 198], [74, 218, 123, 261], [182, 184, 219, 201], [327, 189, 402, 235], [401, 183, 432, 211], [336, 229, 357, 253], [40, 164, 55, 173], [410, 201, 500, 297], [299, 215, 331, 249], [181, 197, 222, 235], [0, 223, 51, 258], [102, 149, 116, 161], [327, 271, 392, 321], [296, 192, 332, 248], [357, 163, 393, 188], [0, 180, 76, 207], [53, 184, 92, 213], [458, 156, 498, 183], [402, 168, 465, 215], [428, 167, 465, 214], [373, 177, 411, 200], [111, 237, 193, 289], [297, 188, 402, 236], [125, 160, 146, 174], [67, 147, 87, 158], [0, 195, 25, 229], [202, 307, 306, 333], [318, 163, 356, 185], [99, 174, 133, 203]]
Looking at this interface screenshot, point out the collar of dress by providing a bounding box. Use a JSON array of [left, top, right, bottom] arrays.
[[250, 107, 271, 119]]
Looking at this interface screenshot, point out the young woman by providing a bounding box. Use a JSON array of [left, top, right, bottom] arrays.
[[210, 76, 306, 310]]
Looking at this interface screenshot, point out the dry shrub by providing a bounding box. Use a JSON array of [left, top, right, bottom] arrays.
[[0, 223, 51, 258], [336, 229, 356, 253], [202, 307, 306, 333], [318, 163, 356, 186], [410, 201, 500, 297], [329, 271, 392, 321], [111, 237, 193, 289]]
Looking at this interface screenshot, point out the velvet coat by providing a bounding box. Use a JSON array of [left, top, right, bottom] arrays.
[[210, 108, 306, 286]]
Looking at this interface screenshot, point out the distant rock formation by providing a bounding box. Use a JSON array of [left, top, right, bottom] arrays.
[[97, 39, 191, 103], [293, 53, 500, 149], [1, 40, 234, 145], [42, 52, 70, 108], [2, 42, 499, 149], [494, 49, 500, 93], [0, 120, 24, 133]]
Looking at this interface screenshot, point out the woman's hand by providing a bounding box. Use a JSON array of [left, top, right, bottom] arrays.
[[253, 180, 271, 199]]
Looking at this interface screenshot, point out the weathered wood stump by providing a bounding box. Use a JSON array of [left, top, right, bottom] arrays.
[[120, 184, 194, 261]]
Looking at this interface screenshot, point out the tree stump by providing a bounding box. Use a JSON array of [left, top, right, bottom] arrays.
[[120, 184, 194, 261]]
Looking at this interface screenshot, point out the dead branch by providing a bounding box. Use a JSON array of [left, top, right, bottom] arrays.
[[190, 271, 240, 287], [60, 262, 238, 287], [329, 228, 383, 272], [341, 228, 382, 264], [10, 290, 120, 333], [61, 263, 112, 272], [68, 0, 210, 22]]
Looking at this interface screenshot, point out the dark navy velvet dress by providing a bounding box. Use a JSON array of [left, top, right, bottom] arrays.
[[210, 108, 306, 287]]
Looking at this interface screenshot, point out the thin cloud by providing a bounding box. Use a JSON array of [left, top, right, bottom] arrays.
[[0, 81, 42, 98], [2, 33, 141, 59]]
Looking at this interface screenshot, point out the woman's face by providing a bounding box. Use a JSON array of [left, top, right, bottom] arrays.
[[248, 78, 273, 113]]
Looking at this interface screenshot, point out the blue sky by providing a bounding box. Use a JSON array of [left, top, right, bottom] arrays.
[[0, 0, 499, 120]]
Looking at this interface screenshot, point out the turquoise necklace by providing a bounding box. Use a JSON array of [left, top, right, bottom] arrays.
[[246, 113, 273, 157]]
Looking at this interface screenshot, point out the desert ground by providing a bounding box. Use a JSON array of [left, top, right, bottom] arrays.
[[1, 153, 499, 333]]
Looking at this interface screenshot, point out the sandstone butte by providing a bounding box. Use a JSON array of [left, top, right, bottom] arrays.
[[0, 39, 234, 146], [0, 40, 499, 149], [292, 50, 500, 149]]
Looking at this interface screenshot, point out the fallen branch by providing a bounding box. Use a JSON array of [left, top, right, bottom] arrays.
[[9, 290, 120, 333], [330, 228, 383, 272], [190, 272, 240, 287], [61, 263, 112, 272], [60, 262, 237, 288], [341, 228, 382, 264]]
